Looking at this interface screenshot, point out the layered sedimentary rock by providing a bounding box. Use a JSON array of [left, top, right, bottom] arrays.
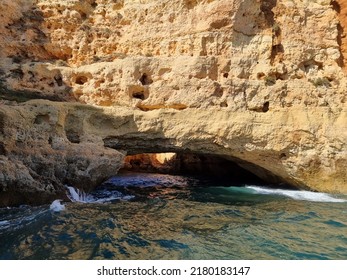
[[0, 0, 346, 205]]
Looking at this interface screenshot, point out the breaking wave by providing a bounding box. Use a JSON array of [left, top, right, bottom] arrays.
[[245, 186, 347, 203], [66, 186, 134, 204], [49, 200, 65, 212]]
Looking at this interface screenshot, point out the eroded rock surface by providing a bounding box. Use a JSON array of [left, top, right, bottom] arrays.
[[1, 0, 346, 108], [1, 100, 346, 203], [0, 101, 124, 206], [0, 0, 346, 205]]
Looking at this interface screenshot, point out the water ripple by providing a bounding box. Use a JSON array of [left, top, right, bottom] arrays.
[[0, 173, 346, 259]]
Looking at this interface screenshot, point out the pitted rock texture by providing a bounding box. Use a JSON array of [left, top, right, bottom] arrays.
[[1, 101, 346, 198], [0, 101, 124, 206], [0, 0, 346, 205], [0, 0, 346, 108]]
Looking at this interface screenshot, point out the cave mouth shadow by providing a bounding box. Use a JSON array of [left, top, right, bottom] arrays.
[[120, 152, 296, 189]]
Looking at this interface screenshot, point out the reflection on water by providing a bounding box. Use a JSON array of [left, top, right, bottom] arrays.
[[0, 173, 346, 260]]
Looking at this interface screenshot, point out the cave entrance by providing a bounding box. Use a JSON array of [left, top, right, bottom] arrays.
[[120, 152, 276, 187]]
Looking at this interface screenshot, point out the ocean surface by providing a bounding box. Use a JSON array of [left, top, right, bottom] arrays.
[[0, 173, 346, 260]]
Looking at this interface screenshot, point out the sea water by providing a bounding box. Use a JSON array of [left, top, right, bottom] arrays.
[[0, 173, 346, 260]]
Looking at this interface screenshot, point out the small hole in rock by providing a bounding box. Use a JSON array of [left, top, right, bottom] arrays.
[[66, 131, 80, 144], [220, 101, 228, 107], [139, 73, 153, 85], [12, 56, 22, 63], [0, 142, 6, 155], [131, 160, 141, 166], [262, 101, 270, 112], [80, 12, 87, 20], [34, 114, 50, 125], [132, 92, 145, 100], [223, 73, 229, 78], [75, 76, 88, 85], [10, 68, 24, 79], [54, 75, 63, 86], [257, 72, 265, 79], [280, 153, 287, 159], [91, 1, 97, 8]]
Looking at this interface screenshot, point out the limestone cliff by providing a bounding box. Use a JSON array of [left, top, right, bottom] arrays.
[[0, 0, 346, 205], [1, 0, 346, 108], [0, 100, 124, 206]]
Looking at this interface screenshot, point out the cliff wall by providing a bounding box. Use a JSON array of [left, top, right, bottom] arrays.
[[0, 0, 346, 205], [1, 0, 346, 108]]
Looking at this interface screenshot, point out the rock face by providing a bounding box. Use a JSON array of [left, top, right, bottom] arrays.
[[0, 0, 346, 205], [0, 101, 124, 206], [1, 0, 346, 108], [1, 100, 345, 201]]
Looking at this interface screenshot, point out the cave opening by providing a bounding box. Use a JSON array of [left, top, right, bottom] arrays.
[[119, 152, 291, 188]]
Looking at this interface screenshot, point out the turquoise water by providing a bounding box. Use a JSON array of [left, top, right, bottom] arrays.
[[0, 173, 346, 260]]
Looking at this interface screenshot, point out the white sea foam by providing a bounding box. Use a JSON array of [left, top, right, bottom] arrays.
[[0, 220, 12, 230], [49, 200, 65, 212], [0, 208, 48, 230], [66, 186, 132, 204], [66, 186, 94, 203], [246, 186, 346, 203]]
